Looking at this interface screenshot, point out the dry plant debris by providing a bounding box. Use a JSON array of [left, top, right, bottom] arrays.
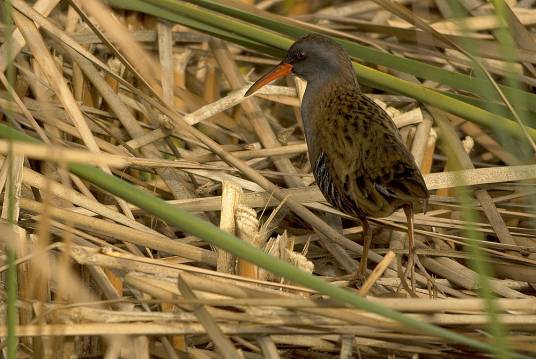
[[0, 0, 536, 358]]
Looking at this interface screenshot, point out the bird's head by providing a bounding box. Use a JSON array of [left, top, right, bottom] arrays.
[[245, 34, 356, 97]]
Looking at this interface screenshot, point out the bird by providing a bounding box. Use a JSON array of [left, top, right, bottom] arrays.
[[245, 33, 429, 290]]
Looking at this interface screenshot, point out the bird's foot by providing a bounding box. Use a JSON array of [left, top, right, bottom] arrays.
[[402, 254, 417, 296]]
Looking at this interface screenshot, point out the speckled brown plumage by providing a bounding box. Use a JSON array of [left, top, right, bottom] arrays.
[[306, 80, 428, 220], [246, 34, 429, 287]]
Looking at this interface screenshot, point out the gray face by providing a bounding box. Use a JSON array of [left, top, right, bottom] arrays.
[[283, 34, 354, 83]]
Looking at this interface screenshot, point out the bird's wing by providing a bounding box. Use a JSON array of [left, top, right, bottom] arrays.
[[316, 93, 428, 217], [373, 161, 429, 203], [366, 125, 429, 202]]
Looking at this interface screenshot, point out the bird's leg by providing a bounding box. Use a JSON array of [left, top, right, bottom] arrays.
[[403, 204, 416, 294], [323, 213, 358, 274], [358, 217, 371, 279]]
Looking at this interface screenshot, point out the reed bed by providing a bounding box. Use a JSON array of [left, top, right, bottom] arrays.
[[1, 0, 536, 358]]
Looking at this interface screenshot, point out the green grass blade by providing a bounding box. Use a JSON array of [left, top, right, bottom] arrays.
[[105, 0, 282, 56], [151, 0, 536, 114], [0, 123, 530, 359], [434, 110, 512, 359], [105, 0, 536, 147], [2, 0, 18, 356]]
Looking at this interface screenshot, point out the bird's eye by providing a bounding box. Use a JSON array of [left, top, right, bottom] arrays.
[[295, 50, 306, 61]]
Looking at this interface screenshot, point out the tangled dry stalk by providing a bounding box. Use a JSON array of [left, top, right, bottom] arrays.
[[0, 0, 536, 358]]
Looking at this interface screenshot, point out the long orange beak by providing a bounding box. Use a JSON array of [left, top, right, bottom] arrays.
[[245, 62, 293, 97]]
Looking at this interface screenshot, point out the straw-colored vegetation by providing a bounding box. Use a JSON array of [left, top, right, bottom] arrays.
[[1, 0, 536, 358]]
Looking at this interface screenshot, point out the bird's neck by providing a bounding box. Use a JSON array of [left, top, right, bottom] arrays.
[[302, 72, 359, 121], [307, 66, 358, 92], [301, 73, 359, 162]]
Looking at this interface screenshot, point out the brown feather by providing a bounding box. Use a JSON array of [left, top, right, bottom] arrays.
[[306, 79, 428, 218]]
